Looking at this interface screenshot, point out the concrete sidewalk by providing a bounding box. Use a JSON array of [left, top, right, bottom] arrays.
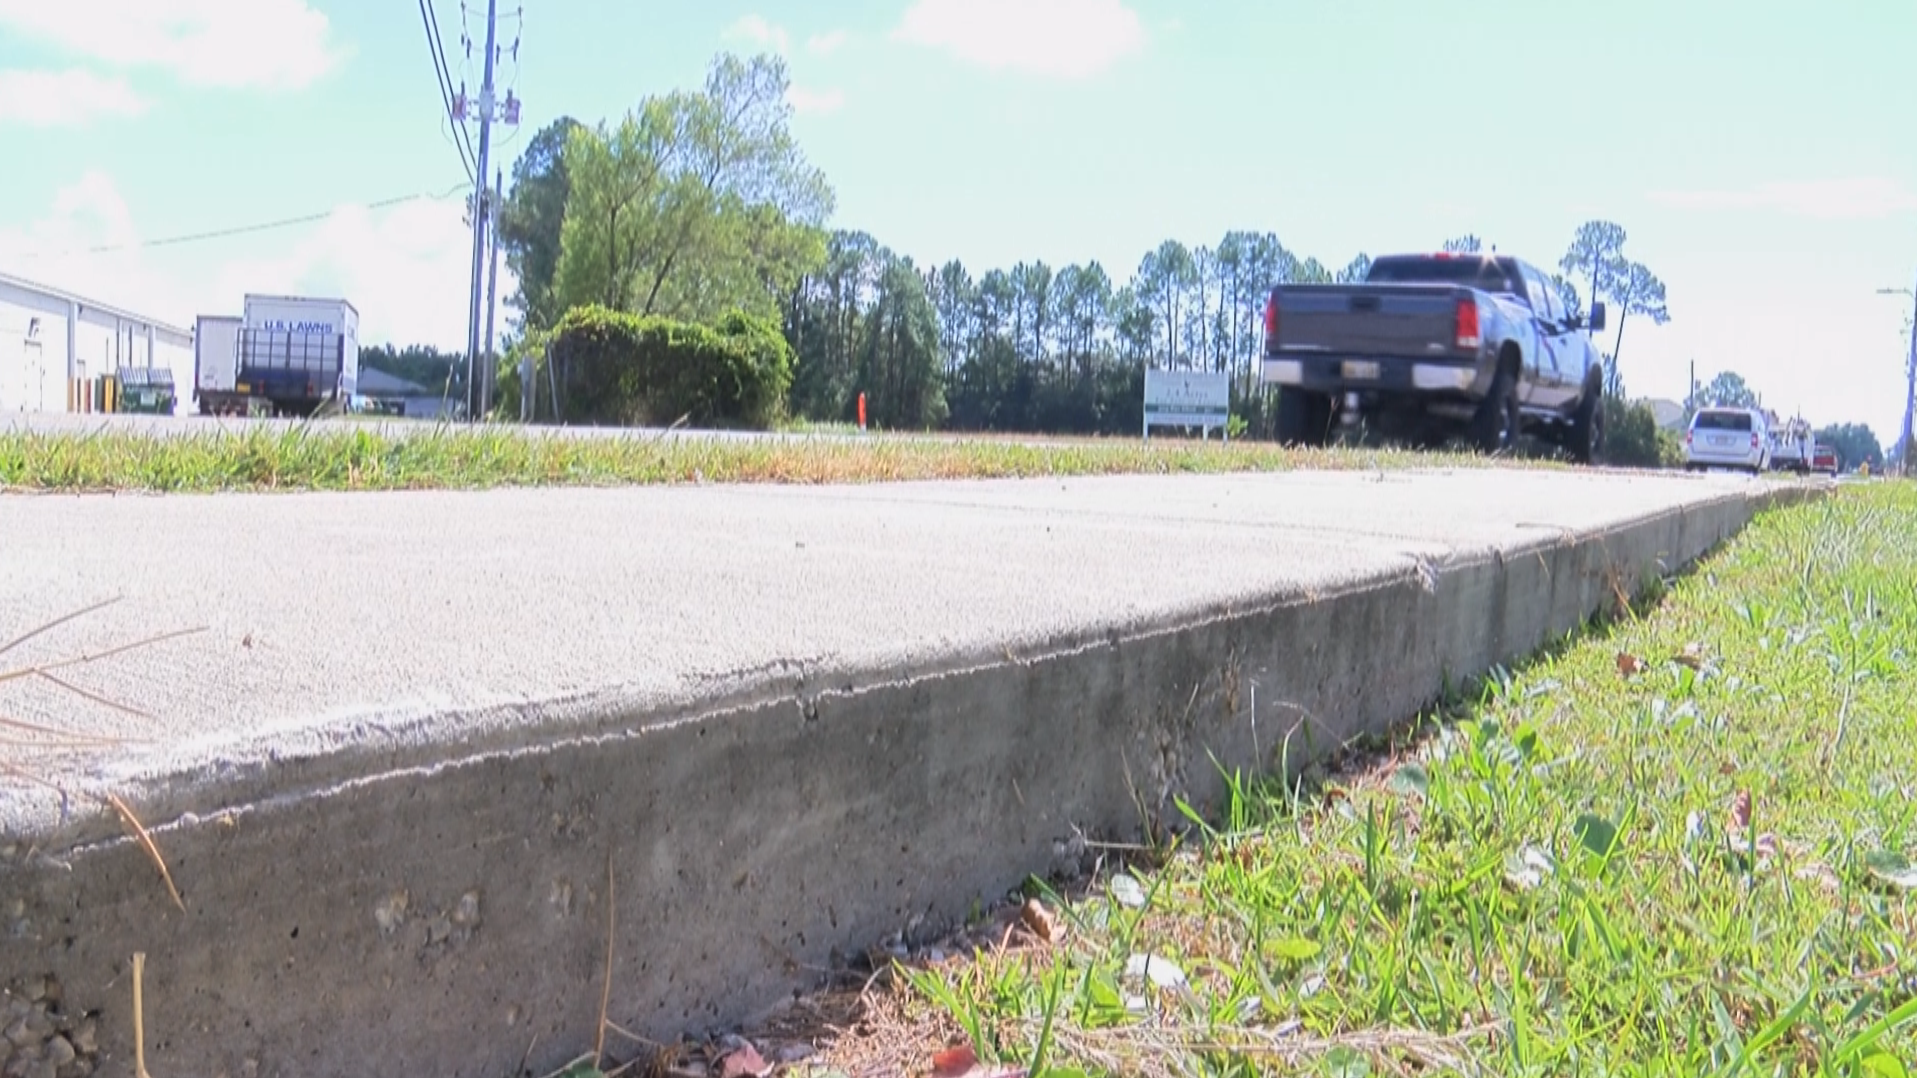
[[0, 467, 1815, 1078]]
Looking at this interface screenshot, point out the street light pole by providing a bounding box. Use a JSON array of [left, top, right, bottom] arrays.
[[1878, 278, 1917, 477]]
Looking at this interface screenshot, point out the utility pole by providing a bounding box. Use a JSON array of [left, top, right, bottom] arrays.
[[461, 0, 498, 422], [1878, 277, 1917, 476], [451, 0, 519, 420], [1904, 282, 1916, 477], [483, 167, 502, 415]]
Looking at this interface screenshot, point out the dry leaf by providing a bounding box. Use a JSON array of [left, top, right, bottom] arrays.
[[716, 1044, 769, 1078], [930, 1045, 1026, 1078], [1674, 642, 1706, 670], [1794, 861, 1843, 893], [932, 1045, 979, 1076], [1616, 652, 1645, 677], [1729, 790, 1753, 832], [1020, 897, 1057, 943]]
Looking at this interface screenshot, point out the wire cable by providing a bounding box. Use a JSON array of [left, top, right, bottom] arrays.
[[419, 0, 474, 180], [14, 184, 471, 259]]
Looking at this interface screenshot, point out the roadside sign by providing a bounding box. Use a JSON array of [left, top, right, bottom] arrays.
[[1143, 368, 1231, 441]]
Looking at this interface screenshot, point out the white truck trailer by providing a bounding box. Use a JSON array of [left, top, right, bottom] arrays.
[[193, 314, 248, 416], [195, 295, 359, 417]]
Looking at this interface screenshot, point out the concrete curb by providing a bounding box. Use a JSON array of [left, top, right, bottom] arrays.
[[0, 477, 1821, 1078]]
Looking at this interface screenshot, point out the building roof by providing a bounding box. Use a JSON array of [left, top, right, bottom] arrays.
[[357, 366, 440, 397], [1645, 398, 1688, 430], [0, 267, 194, 338]]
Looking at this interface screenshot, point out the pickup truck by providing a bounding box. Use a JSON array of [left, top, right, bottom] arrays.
[[1259, 251, 1609, 462]]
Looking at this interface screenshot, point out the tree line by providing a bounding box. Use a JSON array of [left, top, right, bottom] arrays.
[[408, 47, 1878, 460]]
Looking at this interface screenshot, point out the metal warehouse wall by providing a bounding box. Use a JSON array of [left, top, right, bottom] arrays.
[[0, 280, 73, 414]]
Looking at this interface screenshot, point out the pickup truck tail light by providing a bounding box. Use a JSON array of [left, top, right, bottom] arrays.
[[1454, 298, 1481, 350], [1263, 294, 1279, 348]]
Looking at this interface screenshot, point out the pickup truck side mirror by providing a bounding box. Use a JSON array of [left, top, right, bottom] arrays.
[[1587, 301, 1608, 333]]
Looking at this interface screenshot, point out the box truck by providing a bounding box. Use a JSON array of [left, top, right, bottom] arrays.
[[192, 314, 253, 415], [194, 295, 359, 417]]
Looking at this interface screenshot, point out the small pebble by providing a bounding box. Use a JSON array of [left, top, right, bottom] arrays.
[[42, 1040, 71, 1069], [70, 1021, 96, 1056]]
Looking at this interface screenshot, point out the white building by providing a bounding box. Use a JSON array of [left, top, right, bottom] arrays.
[[0, 269, 195, 414]]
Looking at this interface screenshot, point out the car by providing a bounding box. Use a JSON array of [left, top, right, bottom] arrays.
[[1259, 251, 1610, 462], [1811, 444, 1839, 475], [1684, 407, 1771, 474]]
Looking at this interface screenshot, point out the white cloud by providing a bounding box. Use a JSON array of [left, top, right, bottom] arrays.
[[0, 169, 190, 322], [0, 171, 491, 352], [0, 0, 348, 92], [723, 14, 790, 56], [786, 85, 846, 116], [210, 197, 489, 351], [1647, 178, 1917, 221], [806, 29, 849, 56], [894, 0, 1146, 79], [0, 68, 148, 127]]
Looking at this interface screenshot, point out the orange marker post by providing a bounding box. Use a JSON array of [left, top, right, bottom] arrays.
[[857, 392, 867, 432]]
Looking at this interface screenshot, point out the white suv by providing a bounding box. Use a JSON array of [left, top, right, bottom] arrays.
[[1685, 407, 1771, 474]]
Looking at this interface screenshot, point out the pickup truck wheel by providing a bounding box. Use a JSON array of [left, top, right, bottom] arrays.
[[1568, 382, 1605, 465], [1275, 389, 1334, 448], [1468, 364, 1520, 456]]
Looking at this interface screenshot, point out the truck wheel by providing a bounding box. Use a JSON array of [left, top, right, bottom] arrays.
[[1275, 389, 1334, 448], [1468, 363, 1520, 456], [1568, 381, 1605, 465]]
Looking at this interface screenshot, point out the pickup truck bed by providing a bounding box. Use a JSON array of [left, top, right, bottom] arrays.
[[1260, 252, 1610, 463]]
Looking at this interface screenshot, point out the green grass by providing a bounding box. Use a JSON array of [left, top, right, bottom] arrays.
[[0, 422, 1533, 493], [879, 482, 1917, 1077]]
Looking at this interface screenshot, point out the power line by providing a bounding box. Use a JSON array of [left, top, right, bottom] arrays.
[[14, 185, 470, 259], [419, 0, 474, 181]]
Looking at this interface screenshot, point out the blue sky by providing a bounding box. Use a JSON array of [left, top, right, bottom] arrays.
[[2, 0, 1914, 440]]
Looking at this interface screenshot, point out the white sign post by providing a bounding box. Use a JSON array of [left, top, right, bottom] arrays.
[[1143, 368, 1231, 441]]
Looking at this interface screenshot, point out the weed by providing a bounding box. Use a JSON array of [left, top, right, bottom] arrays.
[[870, 482, 1917, 1075], [0, 423, 1537, 494]]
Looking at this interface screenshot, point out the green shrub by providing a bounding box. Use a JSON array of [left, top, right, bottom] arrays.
[[545, 305, 793, 428], [1602, 396, 1674, 469]]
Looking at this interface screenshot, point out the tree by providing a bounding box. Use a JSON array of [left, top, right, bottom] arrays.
[[498, 117, 586, 335], [1607, 261, 1670, 366], [858, 255, 948, 429], [1559, 220, 1627, 315], [360, 343, 466, 399], [552, 52, 833, 325], [1699, 370, 1760, 410], [1134, 240, 1196, 368], [1441, 235, 1483, 254], [1334, 254, 1373, 283], [1814, 423, 1884, 472]]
